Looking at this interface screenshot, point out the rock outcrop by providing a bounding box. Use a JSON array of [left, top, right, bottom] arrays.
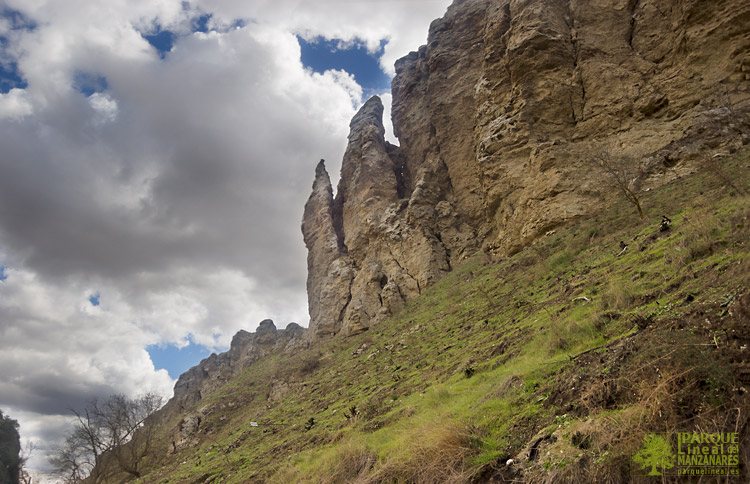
[[302, 161, 355, 338], [303, 97, 468, 338], [304, 0, 750, 338], [161, 320, 306, 417]]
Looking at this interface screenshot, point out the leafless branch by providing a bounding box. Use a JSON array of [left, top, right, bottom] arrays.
[[589, 144, 646, 219], [50, 393, 163, 483]]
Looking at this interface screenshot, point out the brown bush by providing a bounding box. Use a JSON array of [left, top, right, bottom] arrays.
[[320, 440, 378, 484], [361, 423, 481, 484]]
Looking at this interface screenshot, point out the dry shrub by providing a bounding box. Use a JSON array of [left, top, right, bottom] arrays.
[[632, 367, 694, 427], [362, 423, 482, 484], [298, 353, 321, 375], [543, 311, 599, 356], [543, 314, 571, 355], [579, 344, 711, 426], [280, 352, 322, 378], [729, 196, 750, 243], [272, 424, 481, 484], [546, 332, 571, 354], [319, 440, 378, 484], [701, 153, 748, 197], [522, 414, 643, 484], [268, 439, 377, 484], [688, 397, 750, 482], [570, 227, 598, 254], [666, 209, 723, 268], [496, 375, 525, 398], [600, 280, 634, 312]]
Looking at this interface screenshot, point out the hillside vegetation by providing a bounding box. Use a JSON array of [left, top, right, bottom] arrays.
[[135, 150, 749, 483]]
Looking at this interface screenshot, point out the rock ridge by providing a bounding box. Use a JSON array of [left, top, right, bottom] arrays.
[[161, 320, 306, 418]]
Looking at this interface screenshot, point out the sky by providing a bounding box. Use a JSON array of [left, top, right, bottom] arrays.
[[0, 0, 452, 479]]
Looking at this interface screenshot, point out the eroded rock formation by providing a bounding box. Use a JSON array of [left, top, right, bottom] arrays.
[[162, 320, 305, 417], [303, 97, 467, 338], [304, 0, 750, 338]]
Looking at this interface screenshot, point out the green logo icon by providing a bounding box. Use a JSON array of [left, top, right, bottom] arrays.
[[633, 434, 676, 476]]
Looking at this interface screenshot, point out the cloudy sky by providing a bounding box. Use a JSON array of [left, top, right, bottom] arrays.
[[0, 0, 452, 477]]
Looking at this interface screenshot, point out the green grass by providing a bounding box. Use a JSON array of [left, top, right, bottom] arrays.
[[129, 150, 750, 483]]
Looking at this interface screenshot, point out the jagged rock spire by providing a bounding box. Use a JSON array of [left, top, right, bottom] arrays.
[[335, 96, 401, 259], [302, 159, 353, 338], [302, 160, 340, 254], [303, 97, 451, 338]]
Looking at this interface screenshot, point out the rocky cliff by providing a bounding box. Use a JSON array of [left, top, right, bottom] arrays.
[[303, 0, 750, 338], [160, 320, 305, 421]]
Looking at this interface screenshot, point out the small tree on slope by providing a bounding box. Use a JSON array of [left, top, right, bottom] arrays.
[[50, 393, 162, 484]]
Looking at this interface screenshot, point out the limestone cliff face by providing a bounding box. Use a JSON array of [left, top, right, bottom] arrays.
[[304, 0, 750, 338]]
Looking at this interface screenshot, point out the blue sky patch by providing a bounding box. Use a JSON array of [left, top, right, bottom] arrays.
[[74, 72, 108, 96], [88, 292, 100, 306], [147, 337, 216, 379], [0, 8, 35, 93], [298, 36, 391, 98], [0, 61, 26, 93], [0, 8, 36, 34], [142, 27, 175, 59], [0, 266, 7, 282], [140, 11, 245, 59], [192, 13, 212, 33]]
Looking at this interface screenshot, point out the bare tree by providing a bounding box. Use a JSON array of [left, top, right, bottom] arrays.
[[49, 433, 90, 484], [699, 85, 749, 196], [18, 441, 37, 484], [589, 144, 646, 219], [106, 393, 163, 479], [720, 84, 749, 148], [702, 152, 747, 196], [50, 393, 163, 484]]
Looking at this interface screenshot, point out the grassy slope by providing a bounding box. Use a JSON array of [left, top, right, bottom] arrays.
[[136, 150, 750, 484]]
